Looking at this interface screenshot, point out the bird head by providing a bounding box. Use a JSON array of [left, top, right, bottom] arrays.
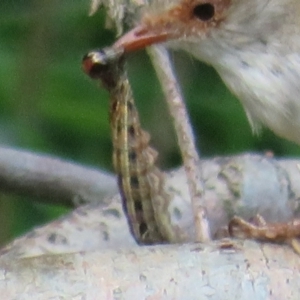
[[114, 0, 290, 63]]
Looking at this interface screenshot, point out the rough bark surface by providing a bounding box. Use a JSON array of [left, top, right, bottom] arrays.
[[1, 241, 300, 299]]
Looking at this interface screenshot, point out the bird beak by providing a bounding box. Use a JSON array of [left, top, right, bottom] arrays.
[[113, 25, 172, 53]]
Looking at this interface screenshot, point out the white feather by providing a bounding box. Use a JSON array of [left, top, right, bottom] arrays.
[[168, 0, 300, 143]]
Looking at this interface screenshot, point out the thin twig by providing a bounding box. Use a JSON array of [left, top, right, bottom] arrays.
[[147, 45, 211, 242]]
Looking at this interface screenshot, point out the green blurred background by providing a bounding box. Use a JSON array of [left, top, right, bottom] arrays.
[[0, 0, 299, 246]]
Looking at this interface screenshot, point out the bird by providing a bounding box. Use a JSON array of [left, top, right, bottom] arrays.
[[113, 0, 300, 145], [110, 0, 300, 247]]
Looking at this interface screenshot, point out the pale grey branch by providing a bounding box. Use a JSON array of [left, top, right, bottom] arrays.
[[0, 146, 117, 207], [1, 241, 299, 299], [0, 150, 300, 298], [1, 151, 299, 257]]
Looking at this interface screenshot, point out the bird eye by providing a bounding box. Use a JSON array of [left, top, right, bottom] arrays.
[[192, 3, 215, 21]]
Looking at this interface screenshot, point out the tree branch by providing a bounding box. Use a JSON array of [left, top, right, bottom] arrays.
[[0, 149, 299, 297], [0, 146, 117, 207], [1, 241, 299, 298], [1, 148, 299, 258]]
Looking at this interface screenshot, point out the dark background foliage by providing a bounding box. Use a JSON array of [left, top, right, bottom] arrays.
[[0, 0, 298, 246]]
